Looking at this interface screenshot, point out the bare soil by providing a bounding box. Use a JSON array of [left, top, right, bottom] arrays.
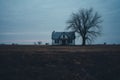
[[0, 45, 120, 80]]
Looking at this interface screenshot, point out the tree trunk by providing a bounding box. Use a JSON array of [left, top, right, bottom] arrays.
[[82, 37, 86, 46]]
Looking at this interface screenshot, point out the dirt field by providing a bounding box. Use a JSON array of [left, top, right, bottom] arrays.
[[0, 45, 120, 80]]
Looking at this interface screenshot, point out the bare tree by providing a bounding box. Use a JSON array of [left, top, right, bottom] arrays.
[[66, 8, 102, 46]]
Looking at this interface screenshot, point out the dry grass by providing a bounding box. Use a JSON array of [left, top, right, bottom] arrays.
[[0, 45, 120, 80], [0, 45, 120, 53]]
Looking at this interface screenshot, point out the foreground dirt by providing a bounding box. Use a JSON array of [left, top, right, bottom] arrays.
[[0, 45, 120, 80]]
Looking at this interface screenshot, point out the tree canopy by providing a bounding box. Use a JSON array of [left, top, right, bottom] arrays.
[[66, 8, 102, 45]]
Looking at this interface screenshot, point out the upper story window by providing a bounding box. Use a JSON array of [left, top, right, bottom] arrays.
[[60, 34, 68, 39]]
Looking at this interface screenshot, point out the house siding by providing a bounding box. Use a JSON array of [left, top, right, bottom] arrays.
[[52, 39, 75, 45]]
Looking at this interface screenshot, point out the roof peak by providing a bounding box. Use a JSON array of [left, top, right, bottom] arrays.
[[52, 31, 75, 40], [53, 31, 74, 33]]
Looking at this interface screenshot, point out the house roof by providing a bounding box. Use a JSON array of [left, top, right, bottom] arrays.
[[52, 31, 75, 40]]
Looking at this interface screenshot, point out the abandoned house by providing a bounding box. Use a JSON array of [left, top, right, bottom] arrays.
[[51, 31, 75, 45]]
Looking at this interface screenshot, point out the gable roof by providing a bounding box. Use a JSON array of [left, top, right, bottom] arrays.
[[52, 31, 75, 40]]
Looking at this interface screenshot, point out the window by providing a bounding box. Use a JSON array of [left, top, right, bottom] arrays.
[[55, 40, 59, 43]]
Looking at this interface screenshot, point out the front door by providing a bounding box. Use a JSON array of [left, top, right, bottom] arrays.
[[62, 40, 66, 45]]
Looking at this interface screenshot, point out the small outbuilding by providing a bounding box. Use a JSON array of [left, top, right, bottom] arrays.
[[51, 31, 75, 45]]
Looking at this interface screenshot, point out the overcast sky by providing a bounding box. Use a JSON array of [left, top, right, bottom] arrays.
[[0, 0, 120, 45]]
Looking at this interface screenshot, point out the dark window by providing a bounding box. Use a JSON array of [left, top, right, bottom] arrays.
[[55, 40, 59, 43], [63, 35, 65, 38]]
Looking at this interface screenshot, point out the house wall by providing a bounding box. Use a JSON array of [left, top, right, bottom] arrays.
[[52, 40, 60, 45], [68, 39, 75, 45], [52, 39, 75, 45]]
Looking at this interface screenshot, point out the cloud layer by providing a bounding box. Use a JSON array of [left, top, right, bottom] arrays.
[[0, 0, 120, 44]]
